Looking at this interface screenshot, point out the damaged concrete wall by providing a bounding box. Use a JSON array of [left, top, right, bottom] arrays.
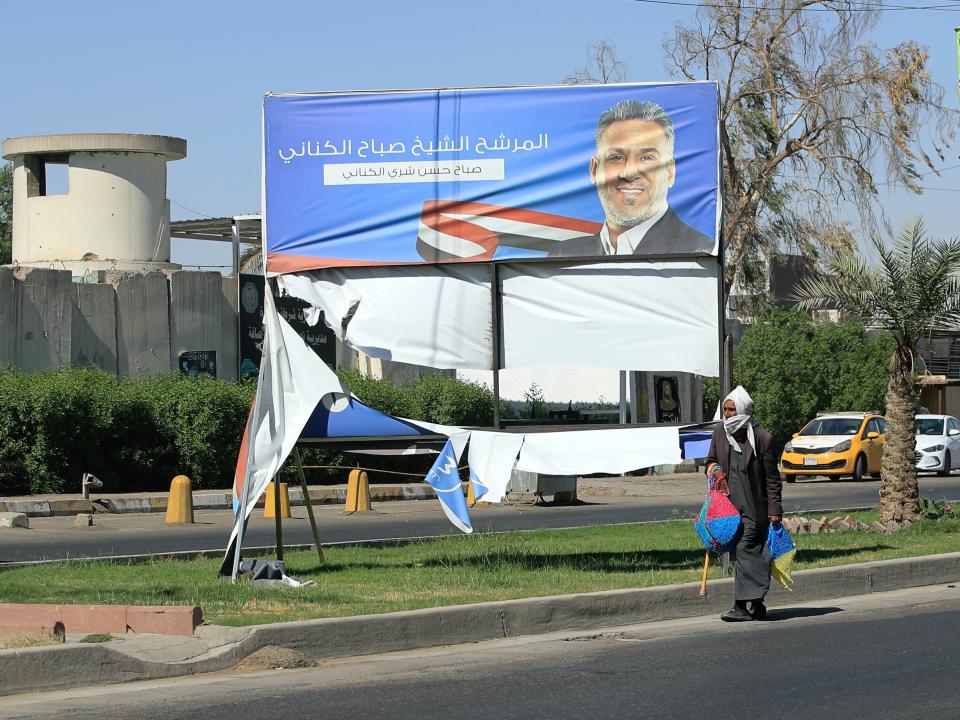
[[0, 268, 16, 367], [1, 268, 439, 386], [15, 268, 72, 372], [1, 268, 241, 379], [169, 270, 237, 381], [71, 283, 118, 372], [106, 271, 171, 378]]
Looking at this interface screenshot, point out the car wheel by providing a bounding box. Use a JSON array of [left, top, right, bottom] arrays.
[[938, 451, 951, 477], [782, 473, 795, 484], [852, 454, 867, 482]]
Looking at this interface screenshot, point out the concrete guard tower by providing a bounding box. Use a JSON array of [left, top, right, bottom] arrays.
[[2, 133, 186, 277]]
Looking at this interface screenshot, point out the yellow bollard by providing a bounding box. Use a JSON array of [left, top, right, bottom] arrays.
[[165, 475, 194, 524], [263, 482, 291, 518], [344, 469, 371, 512], [466, 479, 477, 508]]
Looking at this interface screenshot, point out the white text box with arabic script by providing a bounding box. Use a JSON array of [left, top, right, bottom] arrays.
[[324, 160, 504, 186]]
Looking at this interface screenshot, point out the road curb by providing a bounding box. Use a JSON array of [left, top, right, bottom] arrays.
[[0, 486, 443, 517], [0, 471, 709, 517], [2, 551, 958, 697]]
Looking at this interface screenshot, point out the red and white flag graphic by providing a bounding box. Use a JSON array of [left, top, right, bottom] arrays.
[[417, 200, 601, 262]]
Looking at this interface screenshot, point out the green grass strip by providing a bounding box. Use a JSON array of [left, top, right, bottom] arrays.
[[2, 511, 958, 627]]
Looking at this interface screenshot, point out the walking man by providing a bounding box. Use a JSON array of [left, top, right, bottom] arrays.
[[705, 386, 782, 621]]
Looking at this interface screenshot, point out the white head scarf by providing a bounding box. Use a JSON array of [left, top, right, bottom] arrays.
[[720, 385, 758, 454]]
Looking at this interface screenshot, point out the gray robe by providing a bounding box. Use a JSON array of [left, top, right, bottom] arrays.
[[706, 423, 783, 602]]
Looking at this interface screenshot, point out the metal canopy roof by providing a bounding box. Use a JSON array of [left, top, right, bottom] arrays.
[[170, 214, 261, 274], [169, 214, 261, 244]]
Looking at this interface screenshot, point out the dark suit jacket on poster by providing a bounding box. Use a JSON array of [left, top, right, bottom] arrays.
[[706, 424, 783, 519], [548, 206, 713, 257]]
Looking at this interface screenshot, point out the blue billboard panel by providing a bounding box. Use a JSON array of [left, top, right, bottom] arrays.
[[264, 82, 719, 272]]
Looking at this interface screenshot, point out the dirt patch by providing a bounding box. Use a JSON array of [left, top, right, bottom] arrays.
[[230, 645, 316, 672], [578, 475, 705, 498]]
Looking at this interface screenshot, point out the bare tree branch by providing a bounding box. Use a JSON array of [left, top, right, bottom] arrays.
[[663, 0, 958, 293], [565, 40, 627, 85]]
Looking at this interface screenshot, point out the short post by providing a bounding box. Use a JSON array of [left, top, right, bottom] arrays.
[[165, 475, 194, 524], [344, 469, 371, 512], [466, 478, 477, 508], [263, 482, 291, 519]]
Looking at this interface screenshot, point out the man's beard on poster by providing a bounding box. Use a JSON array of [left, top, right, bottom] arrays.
[[595, 171, 670, 229]]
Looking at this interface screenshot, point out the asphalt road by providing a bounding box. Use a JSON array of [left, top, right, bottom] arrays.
[[2, 586, 957, 719], [2, 475, 959, 563]]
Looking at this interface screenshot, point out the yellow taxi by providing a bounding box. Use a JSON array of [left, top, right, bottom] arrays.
[[779, 412, 886, 483]]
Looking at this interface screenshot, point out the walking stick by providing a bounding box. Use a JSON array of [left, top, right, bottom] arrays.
[[699, 550, 710, 597]]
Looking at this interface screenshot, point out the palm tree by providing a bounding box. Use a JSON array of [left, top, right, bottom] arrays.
[[794, 219, 960, 523]]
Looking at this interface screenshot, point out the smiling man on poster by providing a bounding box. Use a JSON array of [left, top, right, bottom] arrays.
[[549, 99, 713, 257]]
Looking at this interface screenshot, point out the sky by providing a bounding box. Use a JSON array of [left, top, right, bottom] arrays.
[[3, 0, 960, 272]]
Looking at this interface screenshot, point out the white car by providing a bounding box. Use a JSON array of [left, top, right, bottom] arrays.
[[914, 414, 960, 476]]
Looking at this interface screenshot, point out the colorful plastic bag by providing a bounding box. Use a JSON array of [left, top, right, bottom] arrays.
[[693, 465, 741, 552], [767, 521, 796, 590]]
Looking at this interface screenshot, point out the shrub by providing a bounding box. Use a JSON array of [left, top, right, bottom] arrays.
[[335, 368, 413, 418], [138, 374, 253, 489], [405, 374, 494, 426], [732, 308, 892, 451], [0, 366, 493, 494], [335, 369, 494, 427], [0, 369, 253, 495]]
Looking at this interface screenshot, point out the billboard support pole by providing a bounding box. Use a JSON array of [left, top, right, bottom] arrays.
[[619, 371, 628, 423], [491, 261, 501, 429], [230, 411, 258, 581], [717, 87, 730, 401], [273, 470, 284, 561]]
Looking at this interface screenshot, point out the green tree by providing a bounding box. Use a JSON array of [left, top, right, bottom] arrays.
[[664, 2, 957, 295], [238, 244, 262, 274], [732, 308, 890, 452], [0, 162, 12, 265], [795, 220, 960, 523], [523, 382, 548, 420]]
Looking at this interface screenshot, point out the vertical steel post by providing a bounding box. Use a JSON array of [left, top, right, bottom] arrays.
[[231, 217, 240, 276], [619, 371, 628, 424], [491, 261, 501, 429], [273, 471, 284, 562], [716, 89, 730, 399], [230, 414, 258, 581]]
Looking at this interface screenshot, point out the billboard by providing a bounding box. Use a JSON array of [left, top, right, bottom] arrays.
[[264, 82, 719, 272]]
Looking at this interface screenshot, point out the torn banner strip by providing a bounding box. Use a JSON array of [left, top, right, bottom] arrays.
[[278, 262, 719, 376]]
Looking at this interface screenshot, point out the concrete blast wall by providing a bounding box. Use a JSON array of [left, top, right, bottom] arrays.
[[1, 267, 239, 381], [0, 267, 446, 386]]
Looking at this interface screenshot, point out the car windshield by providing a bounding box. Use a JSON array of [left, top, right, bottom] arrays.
[[916, 418, 945, 436], [800, 418, 862, 436]]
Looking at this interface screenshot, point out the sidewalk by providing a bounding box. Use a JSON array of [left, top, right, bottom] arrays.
[[2, 551, 959, 697]]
